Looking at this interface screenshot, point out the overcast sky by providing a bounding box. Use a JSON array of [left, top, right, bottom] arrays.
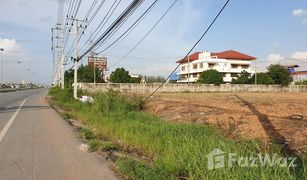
[[0, 0, 307, 84]]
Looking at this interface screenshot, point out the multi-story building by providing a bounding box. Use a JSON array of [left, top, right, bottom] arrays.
[[177, 50, 256, 83]]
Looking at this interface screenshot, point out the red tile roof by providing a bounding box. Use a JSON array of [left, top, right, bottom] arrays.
[[177, 50, 256, 63], [211, 50, 256, 60], [176, 52, 202, 63]]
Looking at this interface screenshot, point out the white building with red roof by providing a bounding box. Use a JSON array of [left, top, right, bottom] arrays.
[[176, 50, 256, 83]]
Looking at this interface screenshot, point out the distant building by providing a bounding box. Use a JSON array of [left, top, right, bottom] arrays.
[[177, 50, 256, 83], [284, 65, 307, 81]]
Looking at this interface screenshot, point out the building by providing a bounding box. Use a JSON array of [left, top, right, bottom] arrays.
[[284, 65, 307, 82], [177, 50, 256, 83]]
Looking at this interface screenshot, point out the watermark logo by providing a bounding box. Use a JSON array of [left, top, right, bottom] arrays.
[[207, 148, 297, 170]]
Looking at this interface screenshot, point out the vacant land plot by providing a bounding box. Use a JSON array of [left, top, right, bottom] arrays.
[[145, 93, 307, 153]]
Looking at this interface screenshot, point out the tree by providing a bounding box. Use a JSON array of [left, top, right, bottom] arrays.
[[109, 68, 131, 83], [267, 64, 292, 86], [197, 69, 223, 85], [64, 64, 104, 88], [231, 70, 253, 84], [251, 73, 275, 85]]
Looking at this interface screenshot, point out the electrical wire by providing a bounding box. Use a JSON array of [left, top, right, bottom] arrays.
[[143, 0, 230, 102], [78, 0, 144, 61], [109, 0, 179, 68], [77, 0, 121, 55], [96, 0, 159, 54]]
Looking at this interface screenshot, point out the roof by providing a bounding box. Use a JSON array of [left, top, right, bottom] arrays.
[[177, 50, 256, 63], [211, 50, 256, 61], [284, 65, 300, 68], [176, 52, 202, 63]]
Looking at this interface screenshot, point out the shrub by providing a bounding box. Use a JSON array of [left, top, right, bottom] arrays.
[[197, 69, 224, 85]]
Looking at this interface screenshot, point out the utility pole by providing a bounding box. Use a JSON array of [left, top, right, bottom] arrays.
[[68, 18, 86, 99], [0, 48, 4, 85], [73, 20, 79, 99]]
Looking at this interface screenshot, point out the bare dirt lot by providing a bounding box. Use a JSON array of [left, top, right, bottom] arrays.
[[145, 93, 307, 153]]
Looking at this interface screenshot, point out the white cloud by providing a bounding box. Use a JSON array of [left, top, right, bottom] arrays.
[[267, 53, 283, 62], [0, 37, 26, 56], [291, 51, 307, 59], [292, 9, 307, 16]]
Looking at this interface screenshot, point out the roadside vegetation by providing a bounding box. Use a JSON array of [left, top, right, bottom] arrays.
[[49, 87, 306, 179]]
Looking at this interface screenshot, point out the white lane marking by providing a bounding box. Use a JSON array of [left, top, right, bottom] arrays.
[[0, 99, 26, 144]]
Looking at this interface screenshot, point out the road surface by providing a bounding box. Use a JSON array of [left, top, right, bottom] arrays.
[[0, 89, 118, 180]]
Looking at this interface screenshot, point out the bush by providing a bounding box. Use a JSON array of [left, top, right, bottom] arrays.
[[197, 69, 224, 85], [267, 64, 293, 86]]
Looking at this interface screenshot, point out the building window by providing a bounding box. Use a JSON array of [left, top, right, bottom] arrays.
[[193, 64, 198, 69], [231, 64, 238, 69], [199, 63, 203, 68], [208, 63, 215, 68], [242, 65, 249, 69], [181, 66, 185, 71], [193, 74, 197, 78]]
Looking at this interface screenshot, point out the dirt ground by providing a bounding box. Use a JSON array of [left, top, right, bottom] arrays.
[[144, 93, 307, 153]]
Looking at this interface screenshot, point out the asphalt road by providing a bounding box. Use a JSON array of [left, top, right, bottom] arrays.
[[0, 89, 118, 180]]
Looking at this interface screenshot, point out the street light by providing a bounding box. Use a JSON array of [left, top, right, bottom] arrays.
[[0, 48, 4, 85], [17, 61, 21, 85]]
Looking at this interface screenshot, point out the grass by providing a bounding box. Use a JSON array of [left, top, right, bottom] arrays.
[[49, 87, 307, 179], [88, 139, 117, 152]]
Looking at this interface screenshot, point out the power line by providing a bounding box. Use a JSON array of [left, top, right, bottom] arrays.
[[96, 0, 159, 55], [78, 0, 144, 61], [77, 0, 121, 55], [143, 0, 230, 102], [109, 0, 179, 68]]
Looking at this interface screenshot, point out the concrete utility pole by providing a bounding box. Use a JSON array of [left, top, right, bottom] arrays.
[[73, 20, 79, 99], [0, 48, 4, 85], [68, 18, 86, 99]]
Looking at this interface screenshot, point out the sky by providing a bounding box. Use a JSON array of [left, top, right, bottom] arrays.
[[0, 0, 307, 84]]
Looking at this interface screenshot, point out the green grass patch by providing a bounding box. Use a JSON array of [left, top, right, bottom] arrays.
[[88, 139, 116, 152], [80, 128, 96, 140], [49, 87, 307, 179]]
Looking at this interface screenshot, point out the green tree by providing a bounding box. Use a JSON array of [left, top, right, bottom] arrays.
[[197, 69, 223, 85], [251, 73, 275, 85], [231, 70, 253, 84], [109, 68, 131, 83], [267, 64, 292, 86], [64, 64, 104, 88]]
